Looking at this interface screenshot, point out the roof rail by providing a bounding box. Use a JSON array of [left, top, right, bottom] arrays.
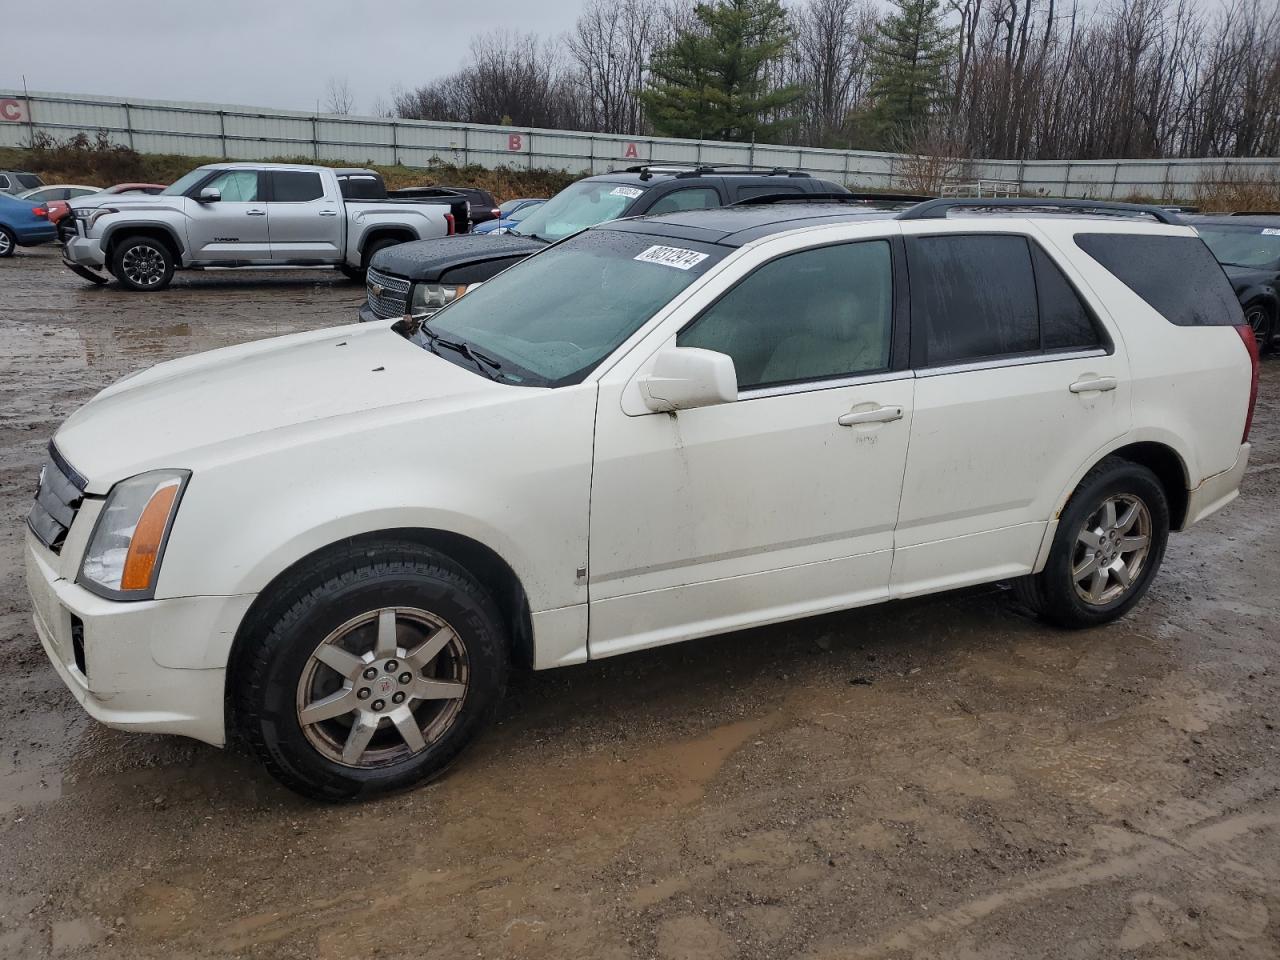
[[618, 163, 811, 179], [896, 197, 1182, 224], [1230, 210, 1280, 217], [735, 192, 934, 207]]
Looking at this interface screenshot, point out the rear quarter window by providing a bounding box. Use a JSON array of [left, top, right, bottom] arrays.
[[1075, 234, 1244, 326]]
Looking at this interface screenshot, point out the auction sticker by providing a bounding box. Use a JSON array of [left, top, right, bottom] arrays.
[[1263, 228, 1280, 236], [610, 186, 644, 199], [634, 245, 709, 270]]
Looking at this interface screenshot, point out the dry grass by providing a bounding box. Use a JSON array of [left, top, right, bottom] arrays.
[[0, 137, 578, 203], [1192, 168, 1280, 213]]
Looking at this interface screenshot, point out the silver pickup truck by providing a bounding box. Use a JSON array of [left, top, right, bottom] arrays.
[[61, 162, 457, 291]]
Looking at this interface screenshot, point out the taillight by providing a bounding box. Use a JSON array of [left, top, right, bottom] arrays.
[[32, 206, 48, 219], [444, 213, 455, 236], [1235, 323, 1259, 443], [490, 208, 500, 219]]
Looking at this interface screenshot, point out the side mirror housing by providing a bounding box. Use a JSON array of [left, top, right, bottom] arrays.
[[638, 347, 737, 413], [197, 187, 221, 203]]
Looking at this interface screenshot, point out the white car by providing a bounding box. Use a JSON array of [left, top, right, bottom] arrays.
[[25, 198, 1256, 800]]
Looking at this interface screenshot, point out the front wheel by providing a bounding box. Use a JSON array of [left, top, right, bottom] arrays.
[[110, 235, 175, 291], [234, 542, 508, 801], [1244, 301, 1274, 355], [1014, 457, 1170, 628]]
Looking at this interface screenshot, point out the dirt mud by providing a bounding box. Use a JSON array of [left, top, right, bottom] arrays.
[[1, 245, 1278, 959]]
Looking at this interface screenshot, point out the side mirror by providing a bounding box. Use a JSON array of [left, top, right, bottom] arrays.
[[638, 347, 737, 413], [197, 187, 221, 203]]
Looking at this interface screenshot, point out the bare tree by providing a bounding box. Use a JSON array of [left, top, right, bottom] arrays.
[[324, 76, 356, 115]]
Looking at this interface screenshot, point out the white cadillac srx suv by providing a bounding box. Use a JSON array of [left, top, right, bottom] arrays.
[[26, 197, 1257, 800]]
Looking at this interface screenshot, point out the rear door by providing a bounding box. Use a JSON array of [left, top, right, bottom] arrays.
[[891, 224, 1130, 596], [266, 170, 342, 262], [184, 169, 270, 262]]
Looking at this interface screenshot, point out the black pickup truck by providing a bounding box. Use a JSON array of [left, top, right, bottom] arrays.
[[358, 164, 850, 322]]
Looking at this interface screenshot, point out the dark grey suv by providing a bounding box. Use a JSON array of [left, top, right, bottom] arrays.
[[359, 164, 851, 322]]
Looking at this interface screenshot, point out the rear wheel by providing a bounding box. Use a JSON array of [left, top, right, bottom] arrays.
[[343, 236, 402, 282], [110, 235, 175, 291], [1014, 457, 1169, 628], [235, 541, 508, 801], [1244, 301, 1274, 354], [0, 226, 15, 258]]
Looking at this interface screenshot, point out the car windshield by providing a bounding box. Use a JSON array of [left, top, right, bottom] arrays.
[[410, 229, 725, 387], [498, 198, 526, 215], [507, 202, 541, 224], [510, 181, 643, 242], [1197, 225, 1280, 269], [161, 169, 213, 196]]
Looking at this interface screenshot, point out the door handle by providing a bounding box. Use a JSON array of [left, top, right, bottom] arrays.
[[1069, 376, 1118, 393], [245, 209, 266, 216], [318, 209, 338, 217], [838, 405, 904, 427]]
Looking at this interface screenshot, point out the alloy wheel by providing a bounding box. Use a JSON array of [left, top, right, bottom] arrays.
[[296, 607, 469, 768], [1072, 494, 1152, 606], [0, 230, 12, 256], [1245, 305, 1271, 349], [120, 243, 167, 287]]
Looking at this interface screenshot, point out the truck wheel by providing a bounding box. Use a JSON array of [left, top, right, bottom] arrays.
[[1244, 301, 1273, 354], [0, 226, 15, 258], [111, 235, 175, 291], [1014, 457, 1169, 629], [235, 541, 508, 801]]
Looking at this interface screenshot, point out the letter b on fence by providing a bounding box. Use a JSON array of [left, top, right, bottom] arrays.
[[507, 134, 523, 152]]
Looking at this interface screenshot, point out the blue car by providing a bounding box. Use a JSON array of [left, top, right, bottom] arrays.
[[0, 192, 56, 257], [472, 198, 547, 235]]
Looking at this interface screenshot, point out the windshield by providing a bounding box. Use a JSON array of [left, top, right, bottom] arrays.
[[511, 181, 644, 242], [162, 168, 214, 196], [1198, 226, 1280, 269], [413, 229, 725, 387], [507, 202, 541, 224]]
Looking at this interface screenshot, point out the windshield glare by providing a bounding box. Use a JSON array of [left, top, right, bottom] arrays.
[[162, 168, 214, 196], [1198, 226, 1280, 269], [511, 181, 641, 241], [419, 229, 724, 386]]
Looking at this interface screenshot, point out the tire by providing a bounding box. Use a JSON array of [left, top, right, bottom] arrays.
[[1244, 301, 1274, 355], [234, 541, 508, 801], [337, 263, 362, 282], [110, 234, 175, 291], [1014, 456, 1169, 629], [345, 236, 402, 281], [0, 226, 15, 258]]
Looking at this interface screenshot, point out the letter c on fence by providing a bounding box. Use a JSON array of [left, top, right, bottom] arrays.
[[0, 100, 26, 122], [507, 133, 523, 151]]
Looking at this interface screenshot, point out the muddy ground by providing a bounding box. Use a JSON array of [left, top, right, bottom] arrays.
[[1, 244, 1278, 960]]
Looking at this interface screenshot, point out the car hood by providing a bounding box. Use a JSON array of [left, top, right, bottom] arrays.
[[371, 233, 547, 279], [53, 321, 509, 493], [1223, 264, 1277, 291], [69, 192, 176, 213]]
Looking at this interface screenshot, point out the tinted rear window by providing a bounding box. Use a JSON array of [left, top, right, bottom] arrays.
[[272, 171, 325, 202], [17, 174, 43, 189], [338, 175, 385, 200], [1075, 234, 1243, 326]]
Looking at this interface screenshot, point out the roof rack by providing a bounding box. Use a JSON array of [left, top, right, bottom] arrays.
[[619, 163, 811, 180], [735, 192, 933, 207], [1230, 210, 1280, 217], [896, 197, 1182, 224]]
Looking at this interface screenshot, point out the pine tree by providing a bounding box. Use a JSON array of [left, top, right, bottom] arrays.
[[862, 0, 955, 144], [642, 0, 804, 142]]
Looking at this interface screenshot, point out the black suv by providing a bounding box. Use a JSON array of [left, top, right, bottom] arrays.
[[359, 165, 850, 322], [1189, 212, 1280, 352]]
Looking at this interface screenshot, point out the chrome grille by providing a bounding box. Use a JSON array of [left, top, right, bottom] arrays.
[[27, 446, 86, 554], [366, 268, 411, 320]]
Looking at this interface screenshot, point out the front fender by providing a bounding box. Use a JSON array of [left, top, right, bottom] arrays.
[[99, 218, 187, 258]]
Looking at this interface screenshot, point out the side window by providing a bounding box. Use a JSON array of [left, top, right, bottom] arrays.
[[1031, 244, 1100, 350], [678, 241, 893, 390], [271, 171, 325, 203], [1074, 233, 1243, 326], [908, 235, 1039, 365], [0, 176, 10, 190], [202, 170, 260, 203], [735, 184, 803, 201], [645, 187, 721, 216]]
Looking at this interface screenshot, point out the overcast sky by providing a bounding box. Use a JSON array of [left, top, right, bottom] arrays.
[[1, 0, 585, 114]]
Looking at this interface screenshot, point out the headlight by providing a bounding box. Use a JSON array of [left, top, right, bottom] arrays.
[[78, 469, 190, 600], [73, 207, 118, 230], [410, 282, 467, 315]]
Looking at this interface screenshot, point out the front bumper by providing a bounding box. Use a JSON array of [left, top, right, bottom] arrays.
[[1182, 442, 1251, 528], [25, 529, 255, 747], [62, 234, 107, 268]]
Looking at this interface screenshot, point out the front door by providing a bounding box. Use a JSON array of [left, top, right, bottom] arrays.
[[184, 169, 270, 262], [588, 237, 914, 658], [891, 227, 1132, 596], [266, 169, 343, 262]]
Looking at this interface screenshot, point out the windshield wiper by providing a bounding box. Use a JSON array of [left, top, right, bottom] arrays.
[[421, 328, 504, 380]]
